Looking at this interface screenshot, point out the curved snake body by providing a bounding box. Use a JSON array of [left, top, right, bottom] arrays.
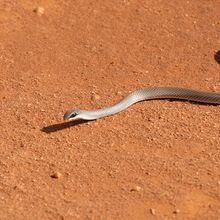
[[64, 87, 220, 121]]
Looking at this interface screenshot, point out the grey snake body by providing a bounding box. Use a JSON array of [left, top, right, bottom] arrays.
[[64, 87, 220, 121]]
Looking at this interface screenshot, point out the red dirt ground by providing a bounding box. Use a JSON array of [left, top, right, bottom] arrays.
[[0, 0, 220, 219]]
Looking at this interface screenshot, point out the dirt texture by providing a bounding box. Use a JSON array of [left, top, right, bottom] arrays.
[[0, 0, 220, 219]]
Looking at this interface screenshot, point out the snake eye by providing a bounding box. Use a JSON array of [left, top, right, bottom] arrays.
[[70, 112, 78, 118], [63, 109, 80, 120]]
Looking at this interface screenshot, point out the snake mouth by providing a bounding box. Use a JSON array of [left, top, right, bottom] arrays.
[[64, 116, 75, 121]]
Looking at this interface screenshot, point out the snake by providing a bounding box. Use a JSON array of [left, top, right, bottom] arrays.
[[63, 87, 220, 121]]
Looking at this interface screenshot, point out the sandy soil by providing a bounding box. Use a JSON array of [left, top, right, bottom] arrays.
[[0, 0, 220, 219]]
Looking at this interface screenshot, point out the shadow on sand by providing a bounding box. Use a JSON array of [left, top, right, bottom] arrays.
[[41, 119, 89, 133], [214, 50, 220, 64]]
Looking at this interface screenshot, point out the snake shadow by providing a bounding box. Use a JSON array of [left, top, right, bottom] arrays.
[[41, 119, 89, 133]]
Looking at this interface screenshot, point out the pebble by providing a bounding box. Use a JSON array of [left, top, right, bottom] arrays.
[[130, 185, 142, 192], [33, 6, 45, 16], [91, 93, 100, 101], [150, 208, 156, 215], [50, 172, 62, 179], [173, 209, 180, 214]]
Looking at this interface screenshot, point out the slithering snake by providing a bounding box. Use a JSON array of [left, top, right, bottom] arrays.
[[64, 87, 220, 121]]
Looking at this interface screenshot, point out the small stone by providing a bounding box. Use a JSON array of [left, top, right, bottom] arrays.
[[50, 172, 62, 179], [33, 6, 45, 16], [91, 93, 100, 101], [173, 209, 180, 214], [130, 185, 142, 192], [135, 186, 141, 191], [150, 208, 156, 215]]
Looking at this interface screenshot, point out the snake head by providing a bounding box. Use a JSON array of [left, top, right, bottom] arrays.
[[63, 109, 81, 120]]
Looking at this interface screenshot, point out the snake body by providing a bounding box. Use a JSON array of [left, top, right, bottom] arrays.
[[64, 87, 220, 121]]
